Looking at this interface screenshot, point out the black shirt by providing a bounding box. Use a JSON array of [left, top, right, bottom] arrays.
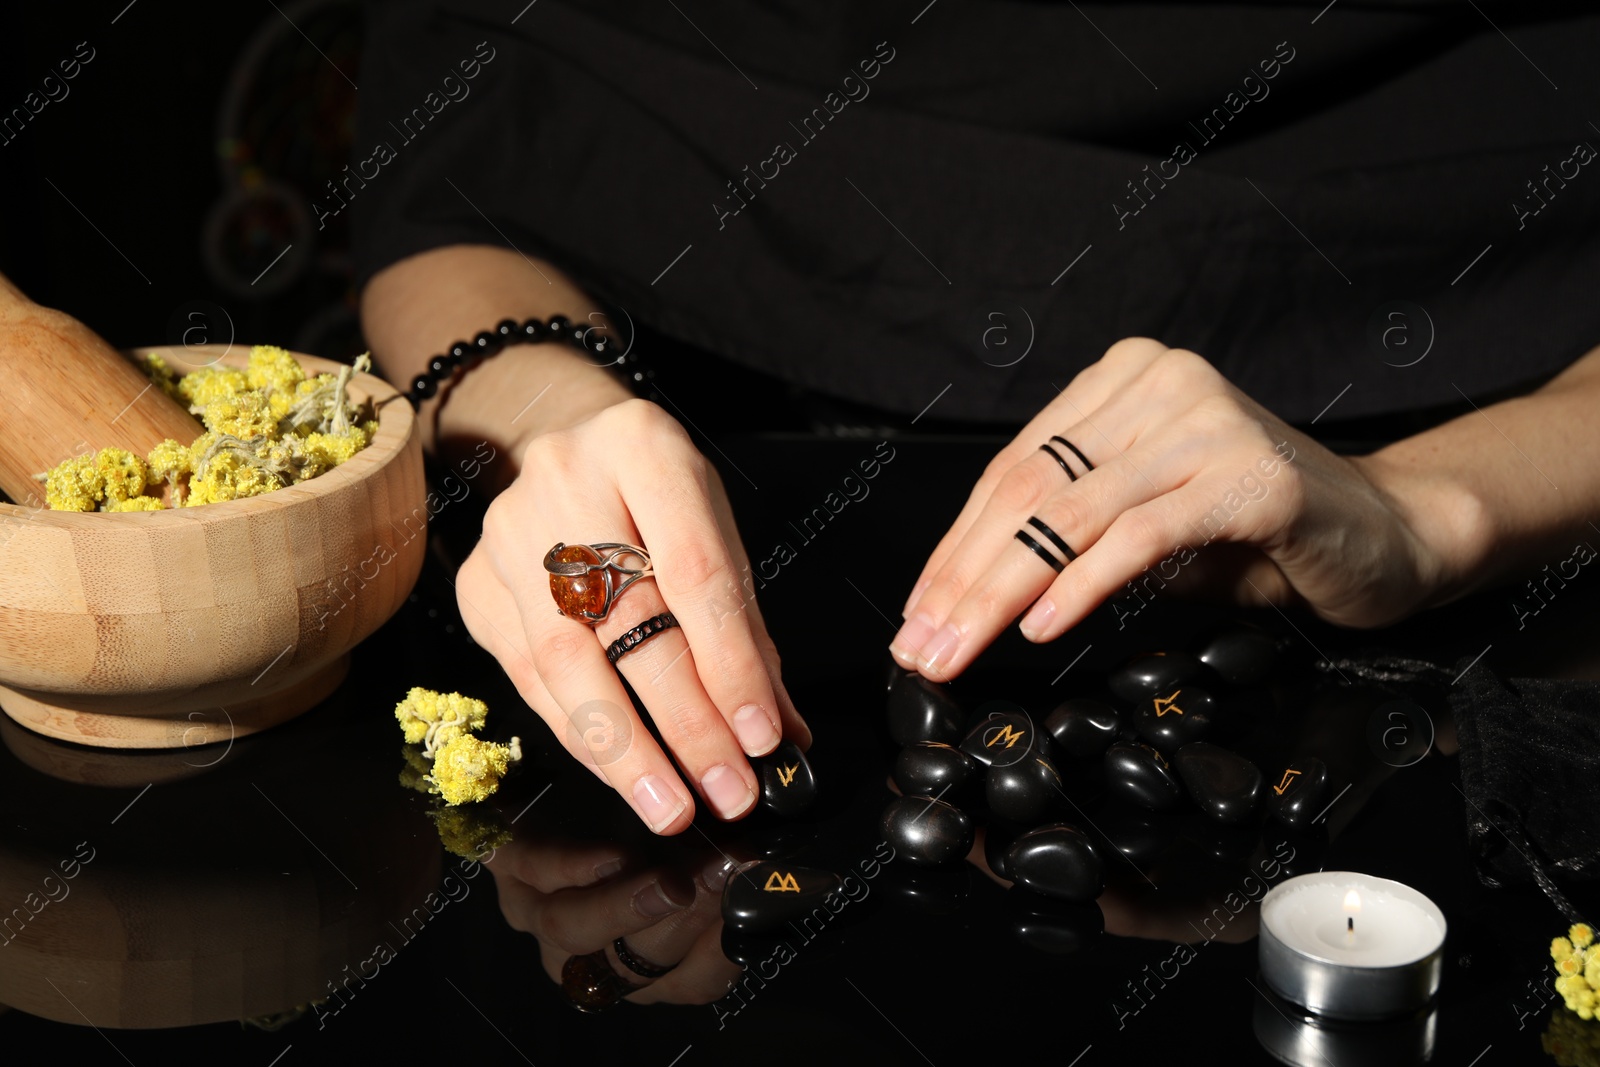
[[351, 1, 1600, 424]]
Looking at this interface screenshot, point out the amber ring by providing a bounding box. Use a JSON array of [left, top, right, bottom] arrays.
[[545, 542, 654, 625], [561, 948, 637, 1012]]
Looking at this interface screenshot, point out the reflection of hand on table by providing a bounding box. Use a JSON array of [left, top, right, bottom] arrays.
[[485, 832, 741, 1008]]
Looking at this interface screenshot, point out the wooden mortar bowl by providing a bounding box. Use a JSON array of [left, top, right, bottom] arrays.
[[0, 346, 425, 748]]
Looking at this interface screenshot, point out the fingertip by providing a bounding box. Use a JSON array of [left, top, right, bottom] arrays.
[[633, 773, 692, 835], [732, 702, 781, 756]]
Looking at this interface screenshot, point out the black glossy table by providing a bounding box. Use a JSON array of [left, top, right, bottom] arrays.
[[1, 434, 1592, 1067]]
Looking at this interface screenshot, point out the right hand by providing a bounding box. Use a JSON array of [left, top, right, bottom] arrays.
[[456, 398, 810, 833], [486, 832, 742, 1007]]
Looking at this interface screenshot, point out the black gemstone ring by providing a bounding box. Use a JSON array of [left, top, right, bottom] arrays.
[[606, 612, 679, 665], [1014, 516, 1077, 573], [613, 936, 677, 979]]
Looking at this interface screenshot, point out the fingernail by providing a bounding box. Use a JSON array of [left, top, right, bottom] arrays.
[[1020, 597, 1056, 641], [593, 857, 624, 881], [699, 853, 738, 892], [701, 764, 756, 820], [917, 624, 961, 673], [890, 613, 936, 665], [632, 877, 691, 919], [902, 578, 930, 618], [633, 775, 688, 833], [733, 703, 780, 756]]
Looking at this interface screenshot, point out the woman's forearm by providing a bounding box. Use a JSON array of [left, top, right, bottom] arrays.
[[1354, 343, 1600, 607], [360, 244, 633, 479]]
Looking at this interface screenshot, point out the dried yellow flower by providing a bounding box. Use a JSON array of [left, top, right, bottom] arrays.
[[94, 448, 149, 504], [1573, 924, 1595, 950], [203, 390, 278, 439], [177, 366, 249, 413], [430, 734, 521, 806], [246, 344, 307, 394], [394, 687, 489, 753], [42, 454, 103, 512], [106, 495, 166, 513]]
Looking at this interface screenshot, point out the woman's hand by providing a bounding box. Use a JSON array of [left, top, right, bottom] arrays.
[[456, 398, 810, 834], [890, 338, 1464, 680], [486, 834, 741, 1006]]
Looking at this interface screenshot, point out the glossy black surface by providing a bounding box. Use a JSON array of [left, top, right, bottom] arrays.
[[1174, 742, 1265, 824], [891, 741, 977, 799], [879, 795, 974, 868], [1268, 756, 1334, 831], [885, 672, 965, 746], [1005, 824, 1104, 902], [1046, 697, 1124, 759], [1194, 622, 1282, 687], [721, 862, 845, 932], [756, 740, 817, 816], [985, 754, 1065, 824], [1104, 741, 1186, 811], [959, 703, 1044, 767], [2, 435, 1592, 1067], [1132, 684, 1220, 752], [1108, 652, 1204, 703]]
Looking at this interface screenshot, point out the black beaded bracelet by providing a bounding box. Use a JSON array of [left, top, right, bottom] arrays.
[[405, 315, 652, 407]]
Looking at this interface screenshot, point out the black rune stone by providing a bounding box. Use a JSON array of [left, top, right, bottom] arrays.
[[1108, 652, 1204, 703], [721, 862, 845, 933], [960, 704, 1042, 767], [1045, 698, 1124, 759], [879, 794, 975, 868], [887, 673, 965, 746], [755, 740, 817, 816], [1104, 742, 1185, 812], [986, 755, 1065, 824], [1004, 824, 1104, 903], [1267, 756, 1332, 831], [1194, 622, 1281, 686], [1173, 742, 1263, 824], [1133, 685, 1219, 753], [893, 742, 978, 798]]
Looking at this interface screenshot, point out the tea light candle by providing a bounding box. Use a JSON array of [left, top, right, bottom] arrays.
[[1259, 872, 1446, 1020]]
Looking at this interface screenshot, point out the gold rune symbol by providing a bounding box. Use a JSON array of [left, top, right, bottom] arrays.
[[763, 870, 801, 893], [1273, 768, 1302, 796], [1152, 690, 1184, 717], [776, 763, 800, 787], [987, 724, 1027, 749]]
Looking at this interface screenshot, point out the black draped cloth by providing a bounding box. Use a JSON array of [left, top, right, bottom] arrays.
[[351, 0, 1600, 425]]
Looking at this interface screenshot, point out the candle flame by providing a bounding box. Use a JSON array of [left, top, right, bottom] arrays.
[[1344, 889, 1361, 914]]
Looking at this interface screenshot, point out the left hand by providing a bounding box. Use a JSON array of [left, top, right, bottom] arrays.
[[890, 338, 1448, 680]]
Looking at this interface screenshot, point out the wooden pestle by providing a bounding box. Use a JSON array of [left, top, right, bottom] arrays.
[[0, 272, 203, 507]]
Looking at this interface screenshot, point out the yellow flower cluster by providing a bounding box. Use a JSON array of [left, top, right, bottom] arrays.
[[394, 686, 489, 754], [40, 346, 376, 511], [1553, 923, 1600, 1020], [393, 687, 521, 807]]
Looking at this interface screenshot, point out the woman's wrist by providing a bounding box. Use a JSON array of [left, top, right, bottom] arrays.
[[1350, 449, 1493, 611]]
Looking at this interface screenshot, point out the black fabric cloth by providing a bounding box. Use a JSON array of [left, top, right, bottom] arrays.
[[1451, 662, 1600, 920], [1316, 651, 1600, 920], [350, 1, 1600, 425]]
